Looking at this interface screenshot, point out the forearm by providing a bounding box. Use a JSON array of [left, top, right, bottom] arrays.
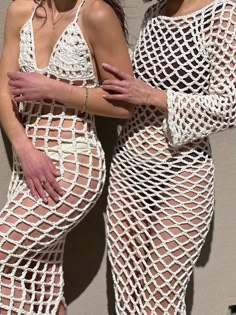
[[163, 90, 236, 147], [0, 93, 32, 155], [48, 79, 133, 119], [101, 64, 167, 111]]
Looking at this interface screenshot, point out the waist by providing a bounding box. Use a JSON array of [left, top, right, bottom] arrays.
[[19, 100, 95, 134], [19, 100, 88, 117], [115, 136, 212, 162], [41, 137, 100, 160]]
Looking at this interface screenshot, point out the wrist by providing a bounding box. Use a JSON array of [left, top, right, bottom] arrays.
[[148, 89, 167, 110], [46, 79, 72, 101], [13, 139, 34, 158], [46, 79, 59, 100], [143, 87, 155, 106], [143, 91, 151, 106]]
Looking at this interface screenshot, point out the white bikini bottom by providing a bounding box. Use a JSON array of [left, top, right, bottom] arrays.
[[45, 137, 95, 160]]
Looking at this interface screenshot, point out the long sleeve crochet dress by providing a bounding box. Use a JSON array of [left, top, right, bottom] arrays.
[[0, 1, 106, 314], [107, 0, 236, 314]]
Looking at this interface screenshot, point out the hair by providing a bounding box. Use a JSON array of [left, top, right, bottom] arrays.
[[33, 0, 45, 10], [33, 0, 128, 40]]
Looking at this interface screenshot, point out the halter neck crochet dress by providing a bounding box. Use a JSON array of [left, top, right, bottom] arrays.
[[0, 1, 106, 314], [107, 0, 236, 314]]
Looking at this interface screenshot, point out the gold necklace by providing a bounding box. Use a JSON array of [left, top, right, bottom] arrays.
[[50, 1, 81, 30], [51, 10, 67, 29]]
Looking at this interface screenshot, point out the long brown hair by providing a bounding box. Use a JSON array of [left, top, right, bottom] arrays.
[[33, 0, 128, 40]]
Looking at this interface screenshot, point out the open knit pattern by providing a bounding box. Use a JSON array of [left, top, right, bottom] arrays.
[[0, 1, 106, 314], [107, 0, 236, 314]]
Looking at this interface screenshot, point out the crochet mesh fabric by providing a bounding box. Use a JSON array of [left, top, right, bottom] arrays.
[[0, 1, 106, 314], [107, 0, 236, 314]]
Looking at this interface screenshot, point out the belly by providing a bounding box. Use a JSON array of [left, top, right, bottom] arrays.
[[116, 107, 211, 162], [19, 101, 95, 148]]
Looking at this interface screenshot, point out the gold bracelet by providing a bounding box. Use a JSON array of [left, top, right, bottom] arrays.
[[81, 87, 88, 113], [145, 91, 151, 105], [69, 84, 73, 95]]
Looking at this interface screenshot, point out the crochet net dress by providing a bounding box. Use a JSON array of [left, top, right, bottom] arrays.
[[107, 0, 236, 314], [0, 1, 106, 314]]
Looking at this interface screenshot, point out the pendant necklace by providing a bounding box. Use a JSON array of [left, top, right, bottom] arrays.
[[51, 10, 66, 29]]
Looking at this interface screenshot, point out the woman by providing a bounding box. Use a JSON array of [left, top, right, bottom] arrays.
[[102, 0, 236, 314], [0, 0, 132, 314]]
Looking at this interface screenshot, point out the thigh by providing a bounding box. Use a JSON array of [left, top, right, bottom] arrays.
[[107, 161, 215, 314], [0, 149, 105, 261]]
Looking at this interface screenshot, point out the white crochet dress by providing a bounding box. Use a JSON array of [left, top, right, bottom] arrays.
[[0, 1, 106, 314], [107, 0, 236, 314]]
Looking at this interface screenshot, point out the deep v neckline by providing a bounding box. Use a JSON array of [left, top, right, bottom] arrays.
[[30, 20, 75, 72], [30, 0, 85, 72]]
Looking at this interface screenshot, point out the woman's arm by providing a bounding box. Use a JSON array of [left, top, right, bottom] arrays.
[[0, 1, 63, 201], [102, 5, 236, 147], [101, 63, 167, 110], [9, 1, 134, 118], [161, 5, 236, 147]]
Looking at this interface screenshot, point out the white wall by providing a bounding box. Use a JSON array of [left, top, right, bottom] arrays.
[[0, 1, 235, 314]]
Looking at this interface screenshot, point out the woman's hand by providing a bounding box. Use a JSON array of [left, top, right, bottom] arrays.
[[7, 72, 52, 102], [102, 63, 167, 110], [17, 144, 64, 203], [101, 63, 154, 105]]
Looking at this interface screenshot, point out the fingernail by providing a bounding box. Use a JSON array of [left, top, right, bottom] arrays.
[[55, 196, 59, 202], [60, 191, 64, 196], [43, 198, 48, 203], [34, 196, 38, 201]]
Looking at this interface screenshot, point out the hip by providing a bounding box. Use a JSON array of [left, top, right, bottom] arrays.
[[110, 150, 215, 181]]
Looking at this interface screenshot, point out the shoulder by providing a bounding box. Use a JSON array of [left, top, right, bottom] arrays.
[[6, 0, 34, 29], [221, 0, 236, 25], [212, 0, 236, 21], [142, 1, 164, 28], [223, 0, 236, 9], [8, 0, 34, 16], [82, 0, 121, 30], [204, 0, 236, 40]]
